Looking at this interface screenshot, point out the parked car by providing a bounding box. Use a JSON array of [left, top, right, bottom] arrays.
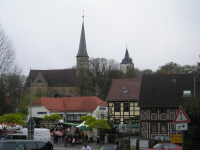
[[154, 136, 171, 145], [100, 146, 122, 150], [0, 140, 47, 150], [115, 136, 146, 144], [146, 143, 182, 150]]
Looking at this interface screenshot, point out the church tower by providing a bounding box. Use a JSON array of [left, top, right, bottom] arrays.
[[76, 17, 89, 76], [120, 47, 134, 73]]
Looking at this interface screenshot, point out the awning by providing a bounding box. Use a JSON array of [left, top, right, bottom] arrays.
[[113, 123, 140, 128], [53, 122, 79, 126], [77, 126, 92, 131]]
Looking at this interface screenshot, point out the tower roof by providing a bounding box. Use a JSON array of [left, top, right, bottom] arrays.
[[76, 21, 89, 58], [120, 47, 133, 64]]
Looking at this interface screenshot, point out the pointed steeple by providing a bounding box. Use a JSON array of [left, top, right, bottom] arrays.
[[124, 46, 130, 60], [76, 19, 89, 58], [121, 47, 133, 64]]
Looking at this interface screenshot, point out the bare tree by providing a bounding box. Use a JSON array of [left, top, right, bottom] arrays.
[[0, 25, 24, 115], [0, 26, 16, 75]]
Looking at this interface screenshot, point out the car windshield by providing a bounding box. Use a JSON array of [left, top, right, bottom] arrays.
[[0, 143, 16, 150], [153, 144, 163, 148]]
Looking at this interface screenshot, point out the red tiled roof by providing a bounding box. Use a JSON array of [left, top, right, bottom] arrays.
[[106, 78, 142, 102], [31, 96, 107, 112]]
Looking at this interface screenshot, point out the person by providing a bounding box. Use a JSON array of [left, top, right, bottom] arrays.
[[64, 135, 67, 147], [72, 137, 75, 146], [46, 140, 53, 150], [82, 143, 91, 150], [53, 134, 58, 144], [68, 133, 72, 146], [96, 136, 100, 144], [85, 134, 88, 142]]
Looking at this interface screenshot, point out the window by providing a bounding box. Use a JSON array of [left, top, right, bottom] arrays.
[[100, 107, 106, 110], [13, 135, 19, 139], [37, 112, 47, 114], [124, 103, 129, 112], [114, 119, 120, 124], [152, 123, 157, 133], [170, 144, 177, 148], [74, 114, 77, 119], [20, 135, 27, 139], [172, 79, 176, 83], [160, 108, 167, 113], [183, 90, 191, 97], [151, 108, 157, 113], [163, 144, 169, 149], [36, 88, 42, 97], [124, 119, 129, 124], [115, 103, 120, 112], [161, 124, 167, 133], [70, 89, 74, 97], [101, 113, 104, 119]]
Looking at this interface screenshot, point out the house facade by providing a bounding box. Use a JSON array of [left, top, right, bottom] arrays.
[[138, 74, 197, 139], [106, 78, 141, 134], [28, 96, 108, 127]]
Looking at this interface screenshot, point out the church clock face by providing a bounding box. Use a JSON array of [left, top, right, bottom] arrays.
[[80, 61, 83, 65]]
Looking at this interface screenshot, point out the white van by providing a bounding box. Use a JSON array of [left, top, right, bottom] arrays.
[[2, 128, 50, 143], [19, 128, 50, 143]]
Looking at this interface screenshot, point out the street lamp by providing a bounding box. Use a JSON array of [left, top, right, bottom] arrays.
[[185, 69, 200, 98], [122, 87, 130, 135]]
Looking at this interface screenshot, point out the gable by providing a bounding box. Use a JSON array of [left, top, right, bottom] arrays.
[[33, 72, 48, 87], [106, 78, 141, 101]]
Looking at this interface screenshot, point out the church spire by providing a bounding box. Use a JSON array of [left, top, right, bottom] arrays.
[[124, 46, 130, 60], [76, 14, 89, 58], [121, 46, 133, 64]]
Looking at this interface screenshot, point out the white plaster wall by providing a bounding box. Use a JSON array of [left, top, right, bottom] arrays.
[[93, 105, 108, 120], [27, 105, 49, 121]]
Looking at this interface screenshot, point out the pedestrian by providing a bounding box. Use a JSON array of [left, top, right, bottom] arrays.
[[72, 137, 75, 146], [82, 143, 91, 150], [68, 133, 72, 146], [53, 134, 58, 144], [46, 140, 53, 150], [64, 135, 67, 147]]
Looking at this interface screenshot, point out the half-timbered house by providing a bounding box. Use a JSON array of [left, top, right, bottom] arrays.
[[138, 74, 197, 139], [106, 78, 141, 133]]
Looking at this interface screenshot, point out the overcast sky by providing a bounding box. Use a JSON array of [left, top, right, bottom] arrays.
[[0, 1, 199, 76]]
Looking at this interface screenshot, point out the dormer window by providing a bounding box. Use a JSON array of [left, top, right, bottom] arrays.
[[183, 90, 191, 97]]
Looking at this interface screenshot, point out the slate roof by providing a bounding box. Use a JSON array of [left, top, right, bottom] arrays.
[[106, 78, 142, 102], [76, 22, 89, 58], [26, 69, 77, 87], [31, 96, 108, 112], [120, 48, 133, 64], [138, 74, 196, 107]]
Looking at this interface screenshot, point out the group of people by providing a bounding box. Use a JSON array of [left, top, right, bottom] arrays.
[[50, 126, 76, 147]]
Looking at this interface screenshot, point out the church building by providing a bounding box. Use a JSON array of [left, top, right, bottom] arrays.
[[25, 19, 89, 97]]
